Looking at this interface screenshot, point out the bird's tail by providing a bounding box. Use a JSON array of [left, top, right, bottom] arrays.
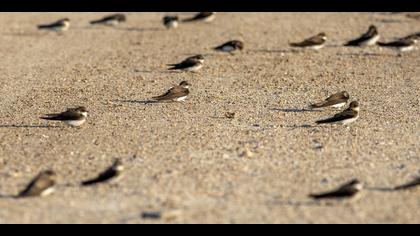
[[289, 42, 302, 47], [182, 18, 196, 23], [344, 41, 357, 46], [37, 25, 49, 29], [310, 101, 327, 109], [90, 20, 104, 25], [376, 42, 389, 46], [40, 116, 59, 121], [315, 119, 331, 124]]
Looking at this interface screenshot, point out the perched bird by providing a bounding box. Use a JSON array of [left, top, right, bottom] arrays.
[[17, 170, 56, 198], [37, 18, 70, 32], [214, 40, 244, 53], [163, 16, 179, 29], [183, 12, 215, 23], [40, 106, 88, 127], [90, 14, 126, 26], [289, 32, 327, 50], [310, 91, 350, 109], [309, 179, 363, 200], [167, 55, 204, 72], [151, 81, 191, 102], [377, 37, 418, 53], [82, 159, 124, 186], [316, 101, 359, 125], [394, 177, 420, 191], [344, 25, 380, 47]]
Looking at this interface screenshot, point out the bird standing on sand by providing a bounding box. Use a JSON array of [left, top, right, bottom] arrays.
[[82, 159, 124, 186], [167, 55, 204, 72], [344, 25, 380, 47], [37, 18, 70, 32], [214, 40, 244, 53], [310, 91, 350, 109], [183, 12, 216, 23], [289, 32, 327, 50], [40, 106, 88, 127], [90, 14, 126, 26], [151, 81, 191, 102], [309, 179, 363, 200], [17, 170, 56, 198], [377, 36, 418, 53], [316, 101, 359, 125]]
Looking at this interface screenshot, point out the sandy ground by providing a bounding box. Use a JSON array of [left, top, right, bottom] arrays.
[[0, 13, 419, 224]]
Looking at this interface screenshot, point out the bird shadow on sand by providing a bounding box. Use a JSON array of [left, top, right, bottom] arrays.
[[336, 52, 395, 57], [268, 199, 332, 207], [380, 19, 408, 23], [0, 124, 60, 129], [0, 194, 16, 199], [247, 49, 296, 54], [270, 108, 321, 113], [284, 124, 317, 129], [118, 27, 163, 32], [113, 99, 158, 105], [365, 187, 397, 192], [2, 32, 41, 37]]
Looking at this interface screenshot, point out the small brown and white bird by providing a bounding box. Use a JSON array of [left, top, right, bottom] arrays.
[[40, 106, 88, 127], [344, 25, 380, 47], [163, 16, 179, 29], [309, 179, 363, 200], [167, 55, 204, 72], [310, 91, 350, 109], [90, 14, 126, 26], [214, 40, 244, 53], [183, 12, 216, 23], [37, 18, 70, 32], [316, 101, 359, 125], [377, 37, 418, 52], [151, 81, 191, 102], [290, 32, 327, 50], [82, 159, 124, 186], [17, 170, 56, 198], [393, 176, 420, 191]]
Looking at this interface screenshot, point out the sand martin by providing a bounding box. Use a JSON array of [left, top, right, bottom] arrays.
[[289, 32, 327, 50], [309, 179, 363, 200], [167, 55, 204, 72], [344, 25, 380, 47], [151, 81, 190, 102], [82, 159, 124, 186], [183, 12, 215, 23], [214, 40, 244, 53], [394, 176, 420, 191], [402, 32, 420, 40], [90, 14, 126, 26], [316, 101, 359, 125], [40, 106, 88, 127], [17, 170, 56, 198], [310, 91, 350, 109], [377, 37, 418, 52], [37, 18, 70, 32], [163, 16, 179, 29]]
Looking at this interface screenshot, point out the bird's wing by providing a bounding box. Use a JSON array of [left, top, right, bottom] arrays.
[[168, 59, 197, 69], [152, 86, 188, 101], [316, 109, 356, 123]]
